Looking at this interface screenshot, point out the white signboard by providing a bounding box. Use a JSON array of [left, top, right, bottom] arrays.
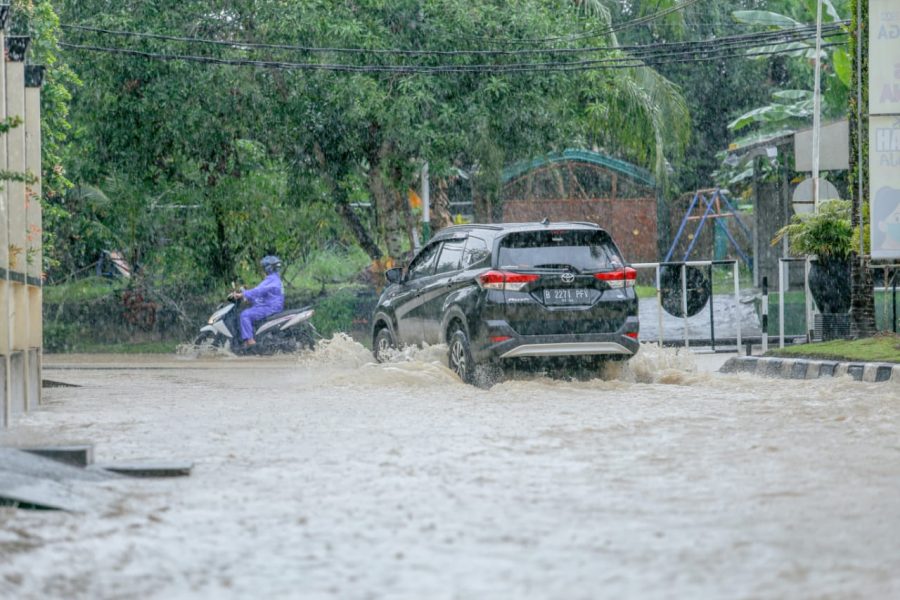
[[870, 116, 900, 259], [870, 0, 900, 115]]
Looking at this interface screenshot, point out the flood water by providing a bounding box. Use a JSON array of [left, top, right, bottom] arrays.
[[2, 339, 899, 599]]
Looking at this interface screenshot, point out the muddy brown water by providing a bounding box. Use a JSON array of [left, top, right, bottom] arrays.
[[1, 338, 898, 599]]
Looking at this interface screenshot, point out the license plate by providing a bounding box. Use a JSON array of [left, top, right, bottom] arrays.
[[542, 288, 592, 305]]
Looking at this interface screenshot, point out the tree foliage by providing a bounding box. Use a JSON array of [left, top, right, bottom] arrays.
[[43, 0, 690, 285]]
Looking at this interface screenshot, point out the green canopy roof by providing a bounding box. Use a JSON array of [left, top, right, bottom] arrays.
[[502, 150, 656, 188]]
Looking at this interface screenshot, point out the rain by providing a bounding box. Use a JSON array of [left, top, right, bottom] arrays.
[[2, 1, 899, 598]]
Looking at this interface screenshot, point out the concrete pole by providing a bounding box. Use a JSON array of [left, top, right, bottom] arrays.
[[421, 162, 431, 242], [6, 35, 29, 415], [0, 3, 9, 429], [25, 65, 43, 408], [812, 0, 824, 212]]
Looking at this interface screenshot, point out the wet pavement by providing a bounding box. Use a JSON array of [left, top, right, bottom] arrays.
[[1, 340, 898, 599]]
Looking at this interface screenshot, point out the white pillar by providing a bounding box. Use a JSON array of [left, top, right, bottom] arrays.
[[0, 4, 9, 429], [25, 64, 43, 408], [5, 35, 29, 416]]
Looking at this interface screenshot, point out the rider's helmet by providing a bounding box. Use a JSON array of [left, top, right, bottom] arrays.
[[261, 255, 282, 275]]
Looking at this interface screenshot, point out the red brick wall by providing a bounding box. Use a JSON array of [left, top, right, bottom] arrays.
[[502, 198, 658, 263]]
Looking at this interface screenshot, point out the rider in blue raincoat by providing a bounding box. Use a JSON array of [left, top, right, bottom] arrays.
[[233, 256, 285, 348]]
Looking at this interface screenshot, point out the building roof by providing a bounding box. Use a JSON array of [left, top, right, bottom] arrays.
[[502, 149, 656, 188]]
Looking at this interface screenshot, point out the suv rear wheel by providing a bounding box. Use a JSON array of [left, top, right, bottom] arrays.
[[374, 327, 395, 363], [448, 329, 474, 384]]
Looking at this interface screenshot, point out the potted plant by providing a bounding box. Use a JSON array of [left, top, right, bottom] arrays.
[[772, 199, 853, 316]]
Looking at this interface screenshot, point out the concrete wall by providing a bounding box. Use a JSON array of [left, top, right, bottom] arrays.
[[0, 23, 43, 429]]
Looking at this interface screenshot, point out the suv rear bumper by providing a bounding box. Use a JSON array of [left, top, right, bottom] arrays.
[[474, 317, 640, 362], [498, 340, 634, 358]]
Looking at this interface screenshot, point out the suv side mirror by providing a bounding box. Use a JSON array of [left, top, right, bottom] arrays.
[[385, 267, 403, 284]]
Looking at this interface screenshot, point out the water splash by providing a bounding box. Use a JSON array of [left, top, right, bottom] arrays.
[[297, 333, 375, 369], [617, 343, 699, 384]]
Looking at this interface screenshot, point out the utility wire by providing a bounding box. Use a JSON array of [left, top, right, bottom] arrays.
[[60, 21, 847, 59], [464, 0, 706, 45], [58, 40, 848, 75], [59, 0, 707, 53]]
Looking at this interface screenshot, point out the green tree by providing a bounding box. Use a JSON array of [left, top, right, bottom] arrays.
[[53, 0, 690, 280]]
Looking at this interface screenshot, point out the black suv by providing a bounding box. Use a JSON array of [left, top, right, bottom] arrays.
[[371, 221, 639, 383]]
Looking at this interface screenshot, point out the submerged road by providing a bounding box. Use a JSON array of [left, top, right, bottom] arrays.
[[1, 340, 898, 599]]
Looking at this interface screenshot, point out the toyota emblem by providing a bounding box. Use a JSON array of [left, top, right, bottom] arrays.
[[561, 272, 575, 284]]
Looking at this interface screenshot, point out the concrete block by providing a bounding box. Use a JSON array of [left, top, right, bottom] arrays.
[[847, 364, 865, 382], [873, 365, 895, 384], [22, 445, 94, 467], [819, 362, 839, 377], [790, 361, 808, 379], [0, 449, 119, 512], [720, 357, 759, 374], [0, 448, 110, 482], [761, 359, 784, 378], [94, 461, 193, 478], [10, 352, 25, 415], [0, 472, 88, 511], [27, 349, 40, 408]]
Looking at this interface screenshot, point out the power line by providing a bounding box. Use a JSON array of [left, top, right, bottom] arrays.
[[60, 21, 847, 59], [464, 0, 706, 45], [58, 40, 848, 75], [60, 0, 708, 55]]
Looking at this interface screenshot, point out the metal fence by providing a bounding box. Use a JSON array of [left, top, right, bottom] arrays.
[[631, 259, 744, 355]]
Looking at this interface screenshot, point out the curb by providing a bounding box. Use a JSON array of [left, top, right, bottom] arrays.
[[720, 356, 900, 384]]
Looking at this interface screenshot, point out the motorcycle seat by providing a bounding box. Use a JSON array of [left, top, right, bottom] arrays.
[[262, 306, 313, 322]]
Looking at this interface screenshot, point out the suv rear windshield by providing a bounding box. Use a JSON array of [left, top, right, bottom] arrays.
[[498, 230, 623, 272]]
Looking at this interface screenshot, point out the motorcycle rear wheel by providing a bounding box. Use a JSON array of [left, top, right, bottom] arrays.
[[193, 331, 224, 351]]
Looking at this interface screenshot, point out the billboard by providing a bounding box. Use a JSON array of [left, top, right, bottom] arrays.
[[870, 2, 900, 259], [870, 0, 900, 116], [870, 116, 900, 259]]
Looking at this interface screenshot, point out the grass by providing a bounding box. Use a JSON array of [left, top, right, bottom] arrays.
[[43, 276, 125, 304], [766, 333, 900, 363], [44, 340, 180, 354]]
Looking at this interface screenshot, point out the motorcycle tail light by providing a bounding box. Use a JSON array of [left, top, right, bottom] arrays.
[[594, 267, 637, 289]]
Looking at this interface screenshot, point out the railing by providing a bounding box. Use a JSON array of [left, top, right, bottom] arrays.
[[777, 258, 813, 348], [631, 260, 744, 355]]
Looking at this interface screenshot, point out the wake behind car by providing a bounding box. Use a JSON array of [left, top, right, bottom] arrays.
[[371, 221, 640, 384]]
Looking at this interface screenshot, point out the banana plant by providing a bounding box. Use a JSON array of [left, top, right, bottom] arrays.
[[726, 0, 850, 150]]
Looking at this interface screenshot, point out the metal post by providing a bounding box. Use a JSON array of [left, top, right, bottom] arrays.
[[805, 257, 813, 342], [421, 162, 431, 243], [708, 263, 716, 352], [681, 263, 689, 350], [893, 269, 897, 333], [734, 261, 742, 356], [656, 264, 664, 348], [25, 65, 43, 408], [812, 0, 824, 212], [856, 0, 865, 262], [778, 260, 786, 348], [761, 276, 769, 353]]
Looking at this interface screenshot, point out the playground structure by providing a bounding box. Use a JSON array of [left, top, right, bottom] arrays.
[[665, 189, 753, 270]]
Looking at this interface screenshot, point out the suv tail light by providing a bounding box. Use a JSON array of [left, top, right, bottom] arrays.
[[478, 270, 541, 291], [594, 267, 637, 289]]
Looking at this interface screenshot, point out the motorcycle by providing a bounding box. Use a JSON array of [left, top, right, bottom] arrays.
[[193, 292, 320, 355]]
